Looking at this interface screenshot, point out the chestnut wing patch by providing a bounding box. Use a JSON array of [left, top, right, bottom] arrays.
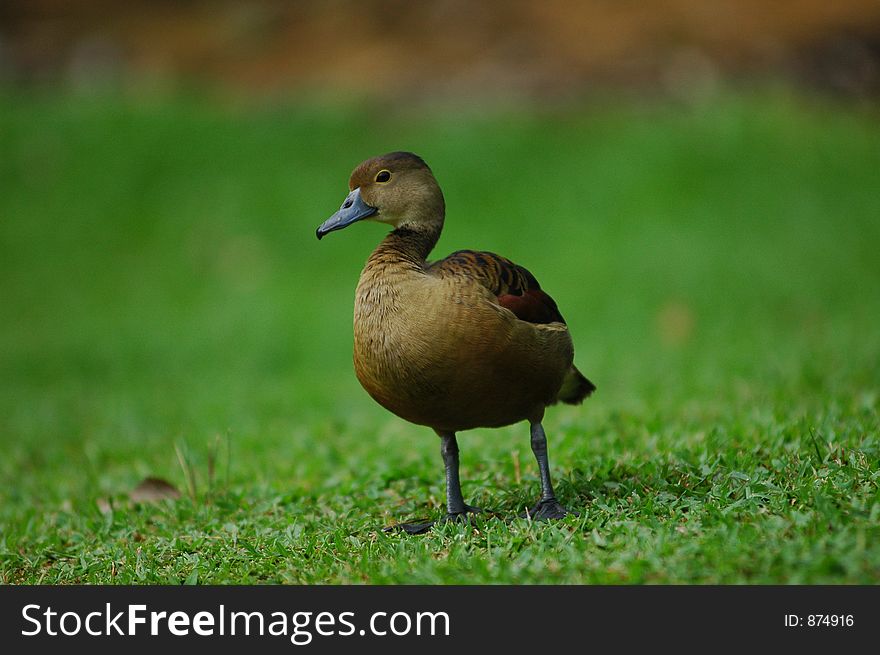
[[430, 250, 566, 325]]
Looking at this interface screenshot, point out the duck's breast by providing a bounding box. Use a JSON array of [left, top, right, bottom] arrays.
[[353, 274, 572, 431]]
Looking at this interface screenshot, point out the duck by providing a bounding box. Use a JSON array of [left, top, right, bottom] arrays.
[[316, 152, 594, 534]]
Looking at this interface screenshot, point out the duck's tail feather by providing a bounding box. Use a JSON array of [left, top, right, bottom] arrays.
[[557, 365, 596, 405]]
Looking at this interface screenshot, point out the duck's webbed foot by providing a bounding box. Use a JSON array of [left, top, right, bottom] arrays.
[[385, 519, 436, 535], [385, 504, 483, 535], [444, 503, 483, 523], [523, 498, 577, 520]]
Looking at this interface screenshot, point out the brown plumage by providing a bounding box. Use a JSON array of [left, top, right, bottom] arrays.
[[317, 151, 594, 532]]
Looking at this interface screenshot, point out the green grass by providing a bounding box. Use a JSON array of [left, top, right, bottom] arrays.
[[1, 89, 879, 584]]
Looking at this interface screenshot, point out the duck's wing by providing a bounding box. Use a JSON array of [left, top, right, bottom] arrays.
[[428, 250, 566, 325]]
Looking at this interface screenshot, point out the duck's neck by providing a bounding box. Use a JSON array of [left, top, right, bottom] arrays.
[[368, 222, 442, 270], [356, 222, 442, 328]]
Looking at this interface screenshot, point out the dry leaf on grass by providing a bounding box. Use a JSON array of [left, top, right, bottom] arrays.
[[130, 477, 181, 503]]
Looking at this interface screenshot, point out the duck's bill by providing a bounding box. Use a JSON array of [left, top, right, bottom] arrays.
[[316, 187, 378, 240]]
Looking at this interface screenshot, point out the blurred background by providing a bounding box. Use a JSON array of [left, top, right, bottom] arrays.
[[2, 2, 879, 526], [2, 0, 880, 101]]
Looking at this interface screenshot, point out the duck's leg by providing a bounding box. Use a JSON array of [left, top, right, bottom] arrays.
[[439, 432, 482, 519], [525, 421, 576, 520], [390, 432, 481, 535]]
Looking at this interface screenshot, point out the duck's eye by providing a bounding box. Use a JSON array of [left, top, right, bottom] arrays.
[[375, 170, 391, 183]]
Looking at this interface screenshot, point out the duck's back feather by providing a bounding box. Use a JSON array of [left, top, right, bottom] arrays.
[[428, 250, 566, 325], [428, 249, 596, 404]]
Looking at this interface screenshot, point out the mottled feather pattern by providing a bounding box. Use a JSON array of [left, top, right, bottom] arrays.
[[429, 250, 566, 325]]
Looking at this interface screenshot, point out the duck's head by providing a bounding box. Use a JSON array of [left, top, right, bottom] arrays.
[[316, 152, 445, 240]]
